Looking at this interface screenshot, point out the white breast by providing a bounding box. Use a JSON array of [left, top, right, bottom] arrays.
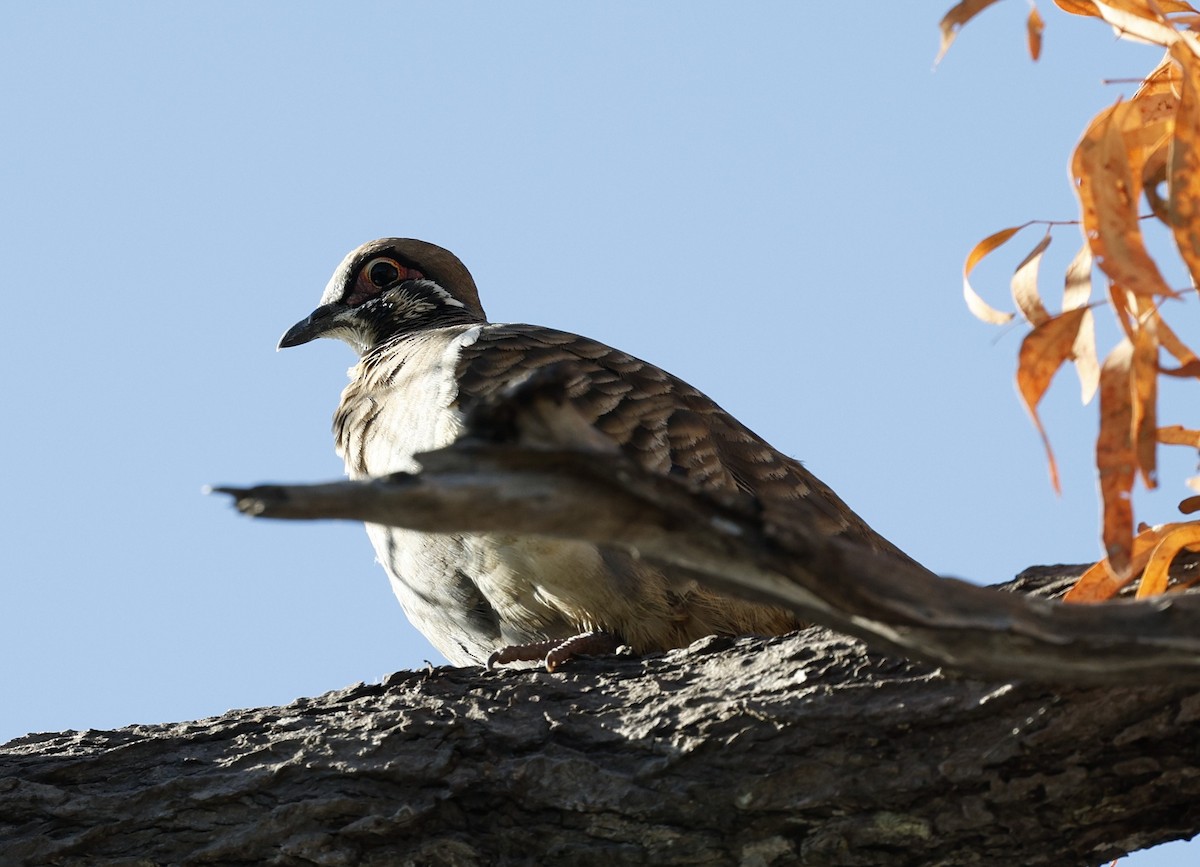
[[336, 324, 481, 478], [331, 322, 677, 665]]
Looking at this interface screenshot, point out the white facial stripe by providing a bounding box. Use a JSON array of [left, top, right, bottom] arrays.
[[418, 280, 465, 308]]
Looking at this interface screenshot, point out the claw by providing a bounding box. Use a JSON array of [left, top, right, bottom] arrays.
[[487, 631, 624, 672]]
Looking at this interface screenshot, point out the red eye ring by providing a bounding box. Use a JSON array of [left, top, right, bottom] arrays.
[[365, 257, 402, 289], [346, 257, 426, 307]]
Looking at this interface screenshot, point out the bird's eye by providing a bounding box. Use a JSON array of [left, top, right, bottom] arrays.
[[366, 258, 402, 288]]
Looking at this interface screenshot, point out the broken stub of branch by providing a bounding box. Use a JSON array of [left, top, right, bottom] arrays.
[[215, 387, 1200, 687]]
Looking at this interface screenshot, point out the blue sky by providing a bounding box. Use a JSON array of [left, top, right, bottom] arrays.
[[2, 3, 1194, 862]]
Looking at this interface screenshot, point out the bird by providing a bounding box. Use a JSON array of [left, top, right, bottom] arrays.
[[279, 238, 915, 670]]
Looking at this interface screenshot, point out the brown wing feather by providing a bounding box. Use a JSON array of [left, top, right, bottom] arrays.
[[456, 324, 914, 565]]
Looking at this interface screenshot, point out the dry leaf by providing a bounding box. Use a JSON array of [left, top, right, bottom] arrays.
[[1028, 4, 1047, 60], [1096, 339, 1137, 577], [1063, 521, 1186, 601], [1131, 310, 1160, 488], [1136, 522, 1200, 597], [1062, 242, 1095, 311], [1073, 308, 1102, 403], [937, 0, 1006, 63], [1063, 558, 1126, 601], [1153, 310, 1200, 377], [1058, 243, 1102, 403], [1158, 425, 1200, 447], [1094, 0, 1193, 46], [1132, 53, 1182, 125], [1016, 308, 1090, 492], [963, 225, 1025, 323], [1054, 0, 1198, 18], [1054, 0, 1102, 14], [1012, 232, 1053, 325], [1180, 495, 1200, 512], [1169, 42, 1200, 286], [1162, 360, 1200, 377], [1072, 102, 1177, 300]]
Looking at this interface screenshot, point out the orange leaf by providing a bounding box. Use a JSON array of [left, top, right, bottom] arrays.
[[1012, 231, 1053, 325], [1058, 243, 1101, 403], [1158, 425, 1200, 447], [1136, 523, 1200, 597], [1016, 308, 1089, 493], [1096, 339, 1137, 577], [1108, 283, 1137, 342], [963, 225, 1025, 324], [1073, 308, 1101, 404], [937, 0, 1006, 63], [1054, 0, 1101, 15], [1028, 4, 1046, 60], [1169, 42, 1200, 286], [1062, 241, 1094, 311], [1064, 521, 1193, 601], [1153, 308, 1200, 378], [1132, 54, 1182, 126], [1093, 0, 1195, 46], [1063, 558, 1126, 602], [1072, 102, 1178, 300], [1162, 360, 1200, 377], [1131, 312, 1160, 488]]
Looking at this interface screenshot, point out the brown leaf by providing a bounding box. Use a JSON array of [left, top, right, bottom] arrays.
[[1061, 244, 1101, 403], [1072, 102, 1178, 300], [1016, 308, 1090, 493], [1011, 232, 1053, 325], [1108, 283, 1138, 342], [1063, 522, 1181, 601], [1012, 229, 1051, 324], [1073, 308, 1102, 403], [1093, 0, 1197, 45], [1053, 0, 1101, 15], [1153, 309, 1200, 376], [1136, 523, 1200, 597], [1169, 42, 1200, 287], [1062, 242, 1095, 311], [1131, 312, 1160, 488], [1180, 495, 1200, 513], [1028, 4, 1047, 60], [1056, 0, 1198, 18], [963, 225, 1025, 324], [1063, 559, 1126, 602], [1096, 339, 1137, 577], [937, 0, 1006, 63], [1143, 140, 1172, 223], [1158, 425, 1200, 447], [1162, 360, 1200, 377], [1132, 54, 1182, 126]]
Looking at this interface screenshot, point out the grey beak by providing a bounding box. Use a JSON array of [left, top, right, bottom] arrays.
[[278, 303, 347, 350]]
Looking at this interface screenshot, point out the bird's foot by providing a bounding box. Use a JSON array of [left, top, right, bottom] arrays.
[[487, 631, 624, 672]]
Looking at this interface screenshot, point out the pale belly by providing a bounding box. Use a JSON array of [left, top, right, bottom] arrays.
[[337, 328, 626, 664]]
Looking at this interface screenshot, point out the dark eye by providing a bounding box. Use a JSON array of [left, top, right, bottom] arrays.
[[366, 258, 401, 288]]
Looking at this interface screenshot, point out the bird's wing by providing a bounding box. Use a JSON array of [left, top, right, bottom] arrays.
[[455, 324, 914, 564]]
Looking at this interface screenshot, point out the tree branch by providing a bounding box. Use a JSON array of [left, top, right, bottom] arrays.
[[215, 439, 1200, 686], [4, 613, 1199, 866]]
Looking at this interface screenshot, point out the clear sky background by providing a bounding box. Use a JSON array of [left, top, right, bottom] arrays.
[[3, 3, 1195, 863]]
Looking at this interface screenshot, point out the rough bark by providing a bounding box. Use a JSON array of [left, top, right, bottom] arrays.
[[4, 592, 1200, 866], [10, 391, 1199, 864]]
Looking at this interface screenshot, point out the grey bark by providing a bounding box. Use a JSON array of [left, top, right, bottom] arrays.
[[9, 392, 1200, 864], [4, 582, 1199, 866]]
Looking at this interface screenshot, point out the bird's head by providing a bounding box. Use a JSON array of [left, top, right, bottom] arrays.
[[279, 238, 486, 355]]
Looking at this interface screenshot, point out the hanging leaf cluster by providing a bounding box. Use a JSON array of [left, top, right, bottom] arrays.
[[942, 0, 1200, 600]]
